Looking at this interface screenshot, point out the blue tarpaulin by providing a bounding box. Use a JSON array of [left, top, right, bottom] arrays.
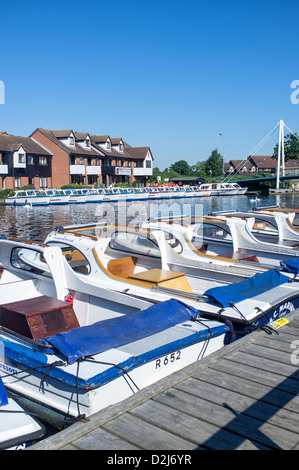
[[280, 258, 299, 274], [0, 376, 8, 407], [43, 299, 202, 364], [204, 269, 290, 308]]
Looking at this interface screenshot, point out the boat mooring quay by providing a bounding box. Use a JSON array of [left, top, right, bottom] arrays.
[[29, 310, 299, 451]]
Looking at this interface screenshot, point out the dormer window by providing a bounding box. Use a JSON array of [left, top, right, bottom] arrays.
[[85, 137, 91, 148], [69, 135, 75, 146], [18, 153, 25, 164], [119, 143, 123, 152], [107, 141, 111, 150]]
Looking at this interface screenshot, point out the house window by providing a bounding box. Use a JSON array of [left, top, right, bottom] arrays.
[[69, 136, 75, 146], [15, 177, 21, 188], [119, 143, 123, 152], [39, 156, 47, 165], [146, 160, 152, 168], [28, 155, 34, 165], [39, 177, 47, 188], [85, 138, 90, 148], [18, 153, 25, 164], [107, 141, 111, 150], [80, 157, 84, 164]]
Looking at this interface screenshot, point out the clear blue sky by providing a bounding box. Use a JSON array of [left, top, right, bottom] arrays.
[[1, 0, 299, 169]]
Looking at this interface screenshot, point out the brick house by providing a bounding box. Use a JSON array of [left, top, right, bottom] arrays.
[[29, 129, 104, 188], [31, 129, 153, 187], [89, 134, 153, 186], [0, 132, 52, 189], [247, 155, 277, 172]]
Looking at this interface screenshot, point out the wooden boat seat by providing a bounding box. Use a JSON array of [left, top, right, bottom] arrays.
[[107, 256, 138, 278], [128, 268, 193, 293], [0, 295, 80, 340]]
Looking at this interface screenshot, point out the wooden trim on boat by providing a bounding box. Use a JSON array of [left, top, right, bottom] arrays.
[[92, 248, 193, 293]]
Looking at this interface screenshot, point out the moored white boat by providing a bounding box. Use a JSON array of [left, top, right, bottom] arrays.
[[189, 186, 212, 197], [46, 189, 70, 205], [5, 190, 51, 206], [0, 237, 229, 425], [82, 188, 106, 203], [199, 182, 247, 196], [42, 223, 299, 335], [0, 376, 45, 450], [66, 189, 87, 204]]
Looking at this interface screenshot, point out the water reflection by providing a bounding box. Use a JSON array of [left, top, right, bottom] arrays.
[[1, 193, 299, 242]]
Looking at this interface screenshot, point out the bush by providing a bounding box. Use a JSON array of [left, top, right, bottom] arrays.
[[0, 189, 15, 199], [61, 184, 92, 189]]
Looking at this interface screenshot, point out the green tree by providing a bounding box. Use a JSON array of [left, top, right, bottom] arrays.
[[169, 160, 191, 176], [273, 133, 299, 161], [206, 149, 223, 177], [190, 161, 207, 177]]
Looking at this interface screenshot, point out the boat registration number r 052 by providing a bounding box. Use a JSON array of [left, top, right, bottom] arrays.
[[155, 350, 181, 369]]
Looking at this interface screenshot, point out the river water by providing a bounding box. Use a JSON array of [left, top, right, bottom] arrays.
[[1, 192, 299, 242]]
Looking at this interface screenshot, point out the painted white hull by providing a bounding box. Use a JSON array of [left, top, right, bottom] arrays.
[[0, 326, 226, 421], [5, 196, 50, 206], [0, 396, 45, 450]]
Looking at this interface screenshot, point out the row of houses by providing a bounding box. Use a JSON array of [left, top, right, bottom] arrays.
[[0, 128, 154, 190], [226, 155, 299, 175]]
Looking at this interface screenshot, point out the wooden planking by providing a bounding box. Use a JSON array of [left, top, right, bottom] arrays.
[[103, 412, 196, 450], [69, 427, 141, 451], [29, 310, 299, 451]]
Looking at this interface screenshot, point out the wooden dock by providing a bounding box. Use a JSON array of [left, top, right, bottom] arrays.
[[29, 310, 299, 451]]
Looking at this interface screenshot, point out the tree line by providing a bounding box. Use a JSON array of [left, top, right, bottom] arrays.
[[149, 133, 299, 184], [148, 149, 223, 183]]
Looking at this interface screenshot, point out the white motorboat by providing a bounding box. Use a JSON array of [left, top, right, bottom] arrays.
[[198, 182, 247, 196], [42, 223, 299, 333], [209, 209, 299, 245], [179, 214, 299, 267], [141, 219, 270, 279], [81, 188, 106, 203], [0, 237, 229, 425], [189, 186, 212, 197], [0, 376, 45, 450], [45, 189, 70, 205], [5, 190, 51, 206], [65, 189, 87, 204]]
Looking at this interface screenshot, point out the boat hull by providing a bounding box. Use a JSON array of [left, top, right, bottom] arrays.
[[0, 320, 227, 423]]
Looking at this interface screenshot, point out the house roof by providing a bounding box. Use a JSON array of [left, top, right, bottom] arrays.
[[248, 155, 277, 169], [0, 133, 52, 155], [31, 128, 153, 161], [229, 159, 253, 173], [74, 132, 90, 141], [51, 130, 73, 138], [33, 128, 101, 156], [125, 145, 152, 160]]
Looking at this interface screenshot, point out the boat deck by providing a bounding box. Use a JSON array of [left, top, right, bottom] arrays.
[[29, 310, 299, 451]]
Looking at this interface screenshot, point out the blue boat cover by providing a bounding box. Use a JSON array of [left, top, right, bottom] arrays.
[[43, 299, 202, 364], [0, 376, 8, 407], [280, 258, 299, 274], [204, 269, 289, 308]]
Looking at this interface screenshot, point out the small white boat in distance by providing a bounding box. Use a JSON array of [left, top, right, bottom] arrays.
[[5, 190, 51, 206], [199, 182, 247, 196]]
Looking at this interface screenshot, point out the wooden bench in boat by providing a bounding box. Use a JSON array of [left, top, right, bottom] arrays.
[[128, 268, 193, 293], [107, 256, 138, 278], [0, 295, 80, 340]]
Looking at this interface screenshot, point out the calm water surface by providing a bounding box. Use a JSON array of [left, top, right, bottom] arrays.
[[1, 192, 299, 241]]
